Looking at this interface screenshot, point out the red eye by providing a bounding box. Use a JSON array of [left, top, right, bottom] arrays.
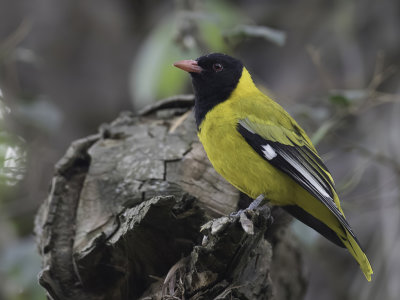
[[213, 63, 223, 72]]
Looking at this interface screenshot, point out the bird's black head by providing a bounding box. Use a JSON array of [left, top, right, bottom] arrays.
[[174, 53, 243, 127]]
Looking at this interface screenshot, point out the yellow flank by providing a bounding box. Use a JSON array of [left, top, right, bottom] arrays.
[[198, 67, 373, 281]]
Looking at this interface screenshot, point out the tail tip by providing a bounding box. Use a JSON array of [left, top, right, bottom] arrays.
[[363, 266, 373, 282]]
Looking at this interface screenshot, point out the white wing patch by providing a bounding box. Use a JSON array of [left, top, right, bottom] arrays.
[[262, 144, 277, 160], [279, 151, 332, 200], [237, 120, 355, 237]]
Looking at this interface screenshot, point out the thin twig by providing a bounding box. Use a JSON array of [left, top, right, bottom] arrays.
[[306, 45, 335, 90], [169, 110, 192, 133]]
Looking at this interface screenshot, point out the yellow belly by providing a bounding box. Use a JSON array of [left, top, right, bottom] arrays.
[[198, 103, 295, 205]]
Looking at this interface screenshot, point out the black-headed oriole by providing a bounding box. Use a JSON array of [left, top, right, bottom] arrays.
[[174, 53, 373, 281]]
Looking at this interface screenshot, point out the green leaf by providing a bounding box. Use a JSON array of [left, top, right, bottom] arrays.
[[328, 89, 368, 108], [224, 25, 287, 47], [329, 94, 351, 107]]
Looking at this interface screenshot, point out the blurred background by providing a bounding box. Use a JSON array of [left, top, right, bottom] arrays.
[[0, 0, 399, 299]]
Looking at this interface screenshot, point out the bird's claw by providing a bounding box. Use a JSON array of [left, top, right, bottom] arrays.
[[230, 194, 266, 218], [230, 209, 244, 218]]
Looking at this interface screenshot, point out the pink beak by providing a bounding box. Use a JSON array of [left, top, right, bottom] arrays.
[[173, 60, 203, 73]]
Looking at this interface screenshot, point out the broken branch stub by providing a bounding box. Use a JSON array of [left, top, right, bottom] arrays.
[[35, 99, 306, 300]]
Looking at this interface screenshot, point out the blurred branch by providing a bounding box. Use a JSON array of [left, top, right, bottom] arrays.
[[367, 51, 398, 93], [174, 0, 207, 51], [306, 45, 335, 90], [347, 144, 400, 177], [310, 117, 338, 146], [354, 92, 400, 115], [306, 49, 400, 205], [0, 19, 32, 61], [310, 51, 399, 145]]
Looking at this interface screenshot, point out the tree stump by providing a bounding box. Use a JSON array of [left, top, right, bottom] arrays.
[[34, 97, 307, 300]]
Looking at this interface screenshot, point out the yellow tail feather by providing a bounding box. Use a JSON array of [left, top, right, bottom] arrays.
[[340, 231, 373, 281]]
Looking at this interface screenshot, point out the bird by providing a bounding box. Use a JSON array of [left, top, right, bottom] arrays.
[[173, 53, 373, 281]]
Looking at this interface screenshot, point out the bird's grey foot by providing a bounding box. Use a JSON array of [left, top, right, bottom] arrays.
[[230, 209, 244, 217], [248, 194, 265, 210], [230, 194, 265, 217]]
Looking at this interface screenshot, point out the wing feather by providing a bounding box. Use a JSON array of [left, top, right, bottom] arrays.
[[237, 118, 356, 239]]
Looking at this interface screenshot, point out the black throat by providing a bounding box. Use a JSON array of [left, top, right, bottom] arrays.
[[191, 61, 243, 128], [193, 81, 241, 128]]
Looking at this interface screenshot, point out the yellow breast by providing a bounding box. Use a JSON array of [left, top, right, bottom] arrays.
[[197, 68, 295, 203]]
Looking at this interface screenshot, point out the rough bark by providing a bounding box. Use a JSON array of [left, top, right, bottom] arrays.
[[35, 98, 307, 300]]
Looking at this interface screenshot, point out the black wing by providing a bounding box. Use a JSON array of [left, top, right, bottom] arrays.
[[237, 119, 357, 241]]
